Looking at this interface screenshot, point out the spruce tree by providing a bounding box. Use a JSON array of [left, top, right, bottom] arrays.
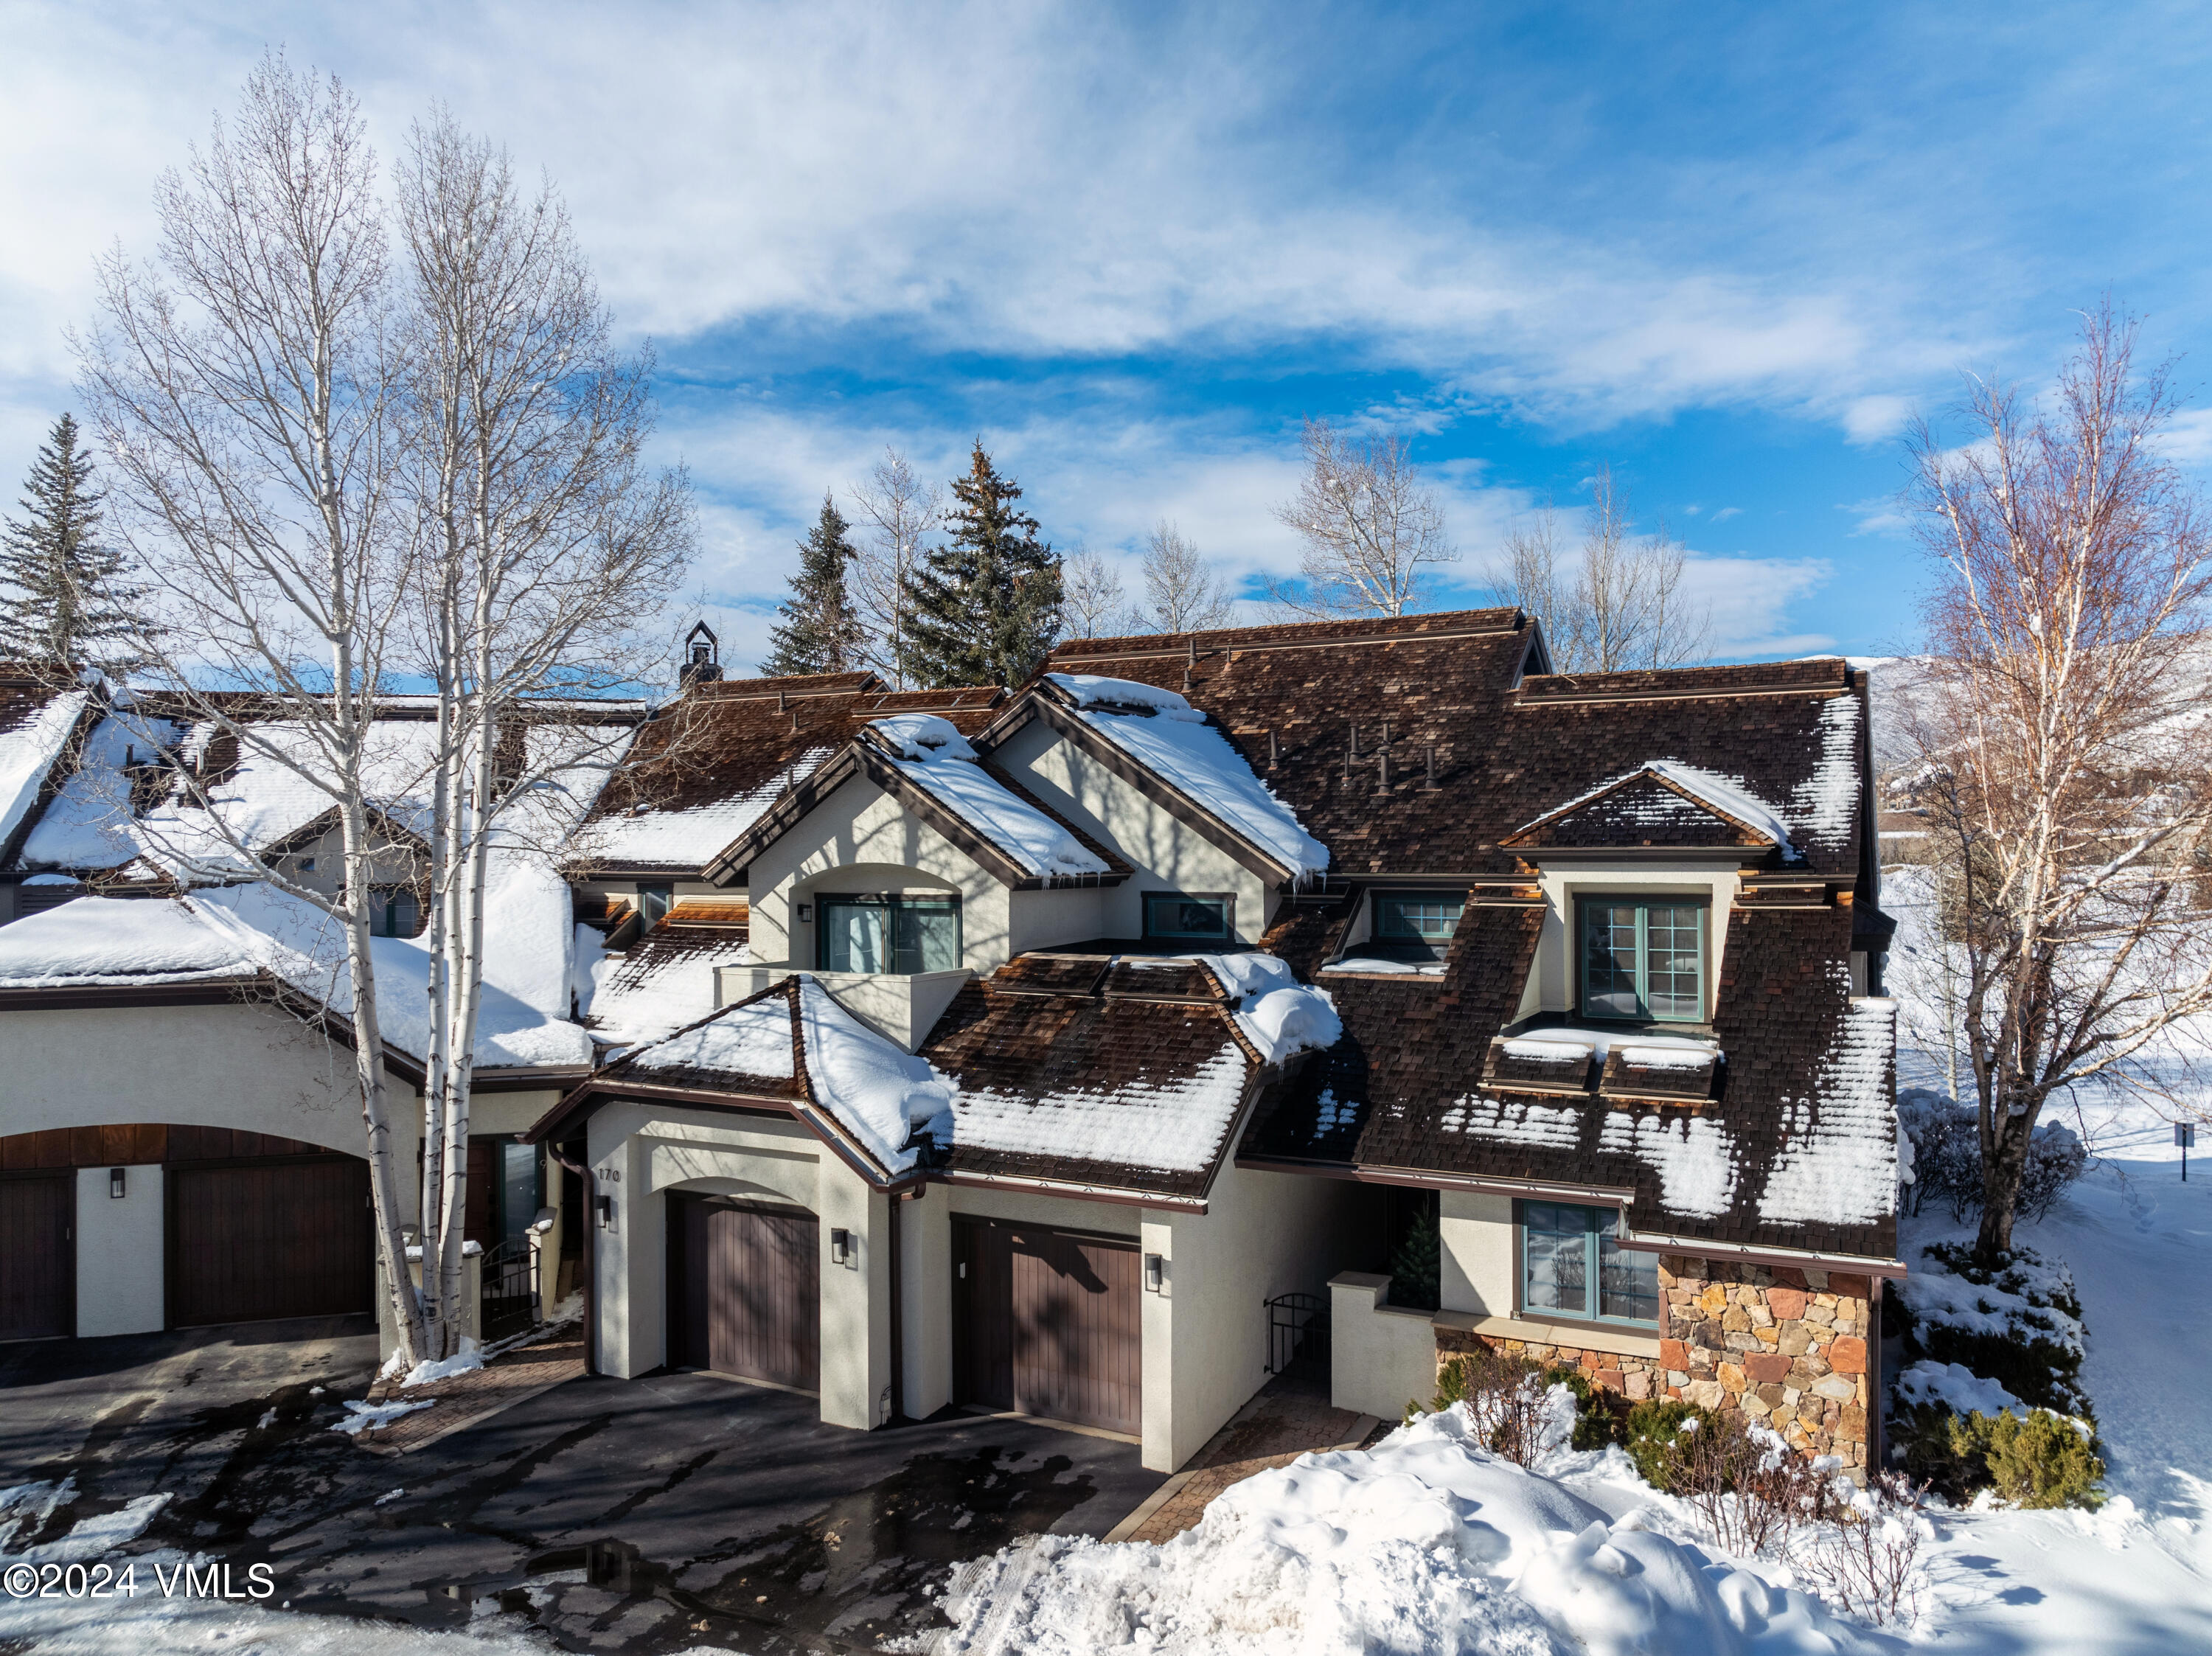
[[902, 441, 1063, 688], [761, 493, 867, 677], [0, 413, 147, 674]]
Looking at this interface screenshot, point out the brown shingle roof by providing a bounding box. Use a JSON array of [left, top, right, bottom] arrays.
[[580, 674, 1007, 874], [1036, 609, 1869, 880]]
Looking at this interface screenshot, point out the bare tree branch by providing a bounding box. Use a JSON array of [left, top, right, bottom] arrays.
[[848, 447, 937, 689], [1267, 418, 1456, 617], [1135, 520, 1234, 633]]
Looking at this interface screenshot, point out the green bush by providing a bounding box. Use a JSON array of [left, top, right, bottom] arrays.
[[1905, 1245, 2090, 1416], [1959, 1410, 2105, 1509], [1888, 1402, 2104, 1509], [1624, 1397, 1719, 1492], [1540, 1365, 1627, 1451]]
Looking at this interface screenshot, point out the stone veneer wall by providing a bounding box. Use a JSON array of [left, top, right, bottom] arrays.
[[1430, 1254, 1875, 1471]]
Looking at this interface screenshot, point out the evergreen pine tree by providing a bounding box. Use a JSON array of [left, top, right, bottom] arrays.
[[760, 493, 866, 677], [0, 413, 148, 674], [901, 441, 1062, 688]]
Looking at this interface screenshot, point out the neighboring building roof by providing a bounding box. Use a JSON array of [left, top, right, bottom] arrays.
[[576, 673, 1006, 876], [0, 667, 98, 867], [1041, 612, 1871, 880]]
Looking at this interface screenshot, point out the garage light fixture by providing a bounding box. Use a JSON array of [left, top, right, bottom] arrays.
[[796, 902, 813, 922], [831, 1228, 851, 1265], [1144, 1253, 1164, 1293], [109, 1166, 127, 1199]]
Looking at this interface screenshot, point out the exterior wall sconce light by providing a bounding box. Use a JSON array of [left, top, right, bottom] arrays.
[[1144, 1253, 1164, 1293], [831, 1228, 852, 1265], [109, 1167, 127, 1200], [596, 1195, 615, 1231], [796, 902, 813, 923]]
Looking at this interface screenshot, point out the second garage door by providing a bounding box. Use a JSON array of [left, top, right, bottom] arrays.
[[953, 1218, 1141, 1436], [0, 1173, 74, 1342], [667, 1195, 821, 1392], [167, 1157, 374, 1328]]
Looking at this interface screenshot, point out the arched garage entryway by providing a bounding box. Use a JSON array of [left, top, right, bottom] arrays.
[[665, 1191, 821, 1394], [0, 1124, 372, 1339]]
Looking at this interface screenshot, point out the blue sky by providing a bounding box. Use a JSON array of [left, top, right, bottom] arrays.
[[6, 1, 2211, 671]]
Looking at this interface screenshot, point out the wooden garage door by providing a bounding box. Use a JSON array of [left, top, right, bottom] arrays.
[[669, 1196, 821, 1392], [953, 1218, 1141, 1436], [167, 1158, 373, 1327], [0, 1173, 74, 1342]]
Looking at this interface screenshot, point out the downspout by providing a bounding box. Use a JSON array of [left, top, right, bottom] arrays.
[[887, 1189, 905, 1424], [545, 1140, 597, 1378]]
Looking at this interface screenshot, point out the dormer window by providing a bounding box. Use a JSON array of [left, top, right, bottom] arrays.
[[1372, 891, 1464, 961], [1144, 892, 1232, 943], [638, 884, 673, 928], [1580, 898, 1706, 1022]]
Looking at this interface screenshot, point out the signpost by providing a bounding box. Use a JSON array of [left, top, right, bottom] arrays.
[[2180, 1122, 2197, 1182]]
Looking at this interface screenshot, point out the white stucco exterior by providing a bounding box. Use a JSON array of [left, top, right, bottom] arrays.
[[992, 717, 1273, 944], [74, 1163, 164, 1337]]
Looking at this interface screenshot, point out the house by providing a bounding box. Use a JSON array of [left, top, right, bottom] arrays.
[[0, 610, 1900, 1480]]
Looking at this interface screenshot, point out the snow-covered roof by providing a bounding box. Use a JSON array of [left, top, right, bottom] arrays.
[[0, 684, 93, 855], [1043, 674, 1329, 879], [0, 895, 248, 986], [612, 975, 956, 1175], [579, 745, 833, 869], [1756, 991, 1898, 1228], [867, 715, 1109, 882], [13, 711, 181, 872]]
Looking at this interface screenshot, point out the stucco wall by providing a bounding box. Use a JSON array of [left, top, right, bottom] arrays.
[[586, 1102, 891, 1430], [1439, 1190, 1516, 1315], [1329, 1273, 1441, 1419], [992, 719, 1270, 944], [1156, 1163, 1363, 1470], [745, 781, 1012, 973], [1, 1001, 368, 1154], [74, 1163, 164, 1337]]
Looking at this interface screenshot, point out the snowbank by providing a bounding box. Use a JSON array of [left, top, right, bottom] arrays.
[[1046, 674, 1329, 878], [933, 1405, 1872, 1655], [1894, 1360, 2025, 1418]]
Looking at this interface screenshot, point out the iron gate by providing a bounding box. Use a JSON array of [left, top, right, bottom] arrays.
[[1264, 1291, 1329, 1382], [480, 1238, 540, 1344]]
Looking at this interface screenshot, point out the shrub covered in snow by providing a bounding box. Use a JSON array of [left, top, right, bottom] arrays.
[[1624, 1398, 1719, 1492], [1895, 1089, 2086, 1222], [1891, 1242, 2089, 1416]]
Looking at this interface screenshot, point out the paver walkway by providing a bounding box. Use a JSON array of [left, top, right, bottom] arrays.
[[358, 1323, 588, 1455], [1121, 1378, 1382, 1543]]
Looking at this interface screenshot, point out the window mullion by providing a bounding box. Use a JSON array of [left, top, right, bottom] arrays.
[[1633, 903, 1649, 1019]]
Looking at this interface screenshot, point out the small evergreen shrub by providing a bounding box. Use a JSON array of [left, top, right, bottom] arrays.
[[1902, 1243, 2089, 1416], [1624, 1398, 1718, 1493], [1388, 1206, 1441, 1309], [1955, 1410, 2105, 1509], [1540, 1364, 1627, 1451]]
